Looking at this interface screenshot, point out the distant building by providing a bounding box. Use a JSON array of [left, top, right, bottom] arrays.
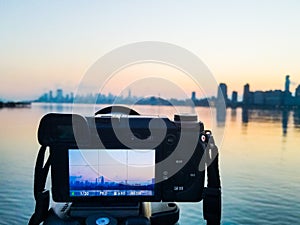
[[282, 75, 293, 106], [285, 75, 291, 93], [264, 90, 283, 106], [243, 84, 251, 106], [230, 91, 238, 108], [191, 91, 196, 101], [217, 83, 228, 105], [295, 86, 300, 107], [56, 89, 63, 102], [231, 91, 238, 104], [296, 85, 300, 98], [99, 176, 104, 184], [48, 90, 52, 102], [253, 91, 264, 105]]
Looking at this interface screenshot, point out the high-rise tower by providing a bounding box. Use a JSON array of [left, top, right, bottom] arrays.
[[217, 83, 228, 103], [285, 75, 290, 93]]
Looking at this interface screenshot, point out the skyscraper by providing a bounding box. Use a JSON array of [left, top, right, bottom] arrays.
[[216, 83, 227, 123], [243, 84, 250, 106], [217, 83, 228, 104], [230, 91, 238, 108], [191, 91, 196, 101], [231, 91, 238, 104], [285, 75, 290, 93], [56, 89, 63, 102], [296, 85, 300, 98], [283, 75, 292, 106], [99, 176, 104, 184], [49, 90, 53, 102]]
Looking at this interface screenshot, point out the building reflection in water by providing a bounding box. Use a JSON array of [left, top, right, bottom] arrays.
[[242, 107, 249, 124], [216, 104, 226, 126], [239, 107, 300, 136], [281, 110, 289, 136], [231, 109, 237, 122], [294, 110, 300, 129]]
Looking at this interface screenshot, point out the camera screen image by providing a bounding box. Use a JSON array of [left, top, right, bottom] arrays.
[[68, 149, 155, 197]]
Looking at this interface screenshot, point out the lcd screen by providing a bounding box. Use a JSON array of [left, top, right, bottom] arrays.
[[68, 149, 155, 197]]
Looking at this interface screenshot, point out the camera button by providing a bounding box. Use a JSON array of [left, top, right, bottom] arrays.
[[166, 134, 176, 145], [96, 217, 110, 225]]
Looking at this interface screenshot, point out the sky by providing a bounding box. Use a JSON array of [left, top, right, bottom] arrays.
[[1, 0, 300, 101], [69, 149, 155, 181]]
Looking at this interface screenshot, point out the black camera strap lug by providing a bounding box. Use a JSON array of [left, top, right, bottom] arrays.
[[29, 145, 51, 225], [203, 187, 221, 225], [201, 131, 222, 225], [28, 190, 50, 225]]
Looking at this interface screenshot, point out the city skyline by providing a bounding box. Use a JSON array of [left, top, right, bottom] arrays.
[[218, 75, 300, 108], [1, 73, 299, 102], [1, 1, 300, 101], [70, 174, 154, 187], [31, 74, 300, 109], [1, 71, 299, 102], [69, 173, 155, 197]]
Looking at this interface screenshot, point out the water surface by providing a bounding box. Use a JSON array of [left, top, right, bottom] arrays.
[[0, 104, 299, 224]]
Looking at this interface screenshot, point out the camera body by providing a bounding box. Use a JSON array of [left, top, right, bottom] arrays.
[[38, 112, 205, 203]]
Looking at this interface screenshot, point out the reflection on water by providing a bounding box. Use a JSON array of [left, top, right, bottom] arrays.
[[242, 107, 249, 124], [294, 110, 300, 129], [216, 104, 226, 126], [236, 108, 300, 136], [0, 104, 300, 225], [282, 110, 289, 136], [230, 109, 237, 122], [219, 107, 300, 225], [220, 106, 300, 136]]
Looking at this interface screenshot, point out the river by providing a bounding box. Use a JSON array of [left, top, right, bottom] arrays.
[[0, 103, 299, 224]]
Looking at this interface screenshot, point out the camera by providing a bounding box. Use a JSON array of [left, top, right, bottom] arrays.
[[29, 106, 221, 225], [37, 109, 206, 204]]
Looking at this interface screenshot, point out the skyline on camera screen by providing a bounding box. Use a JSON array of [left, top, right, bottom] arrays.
[[68, 149, 155, 197]]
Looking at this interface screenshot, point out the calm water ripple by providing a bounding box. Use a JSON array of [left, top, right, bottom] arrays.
[[0, 104, 299, 225]]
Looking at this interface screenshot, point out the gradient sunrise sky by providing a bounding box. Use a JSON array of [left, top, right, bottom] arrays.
[[1, 1, 300, 101]]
